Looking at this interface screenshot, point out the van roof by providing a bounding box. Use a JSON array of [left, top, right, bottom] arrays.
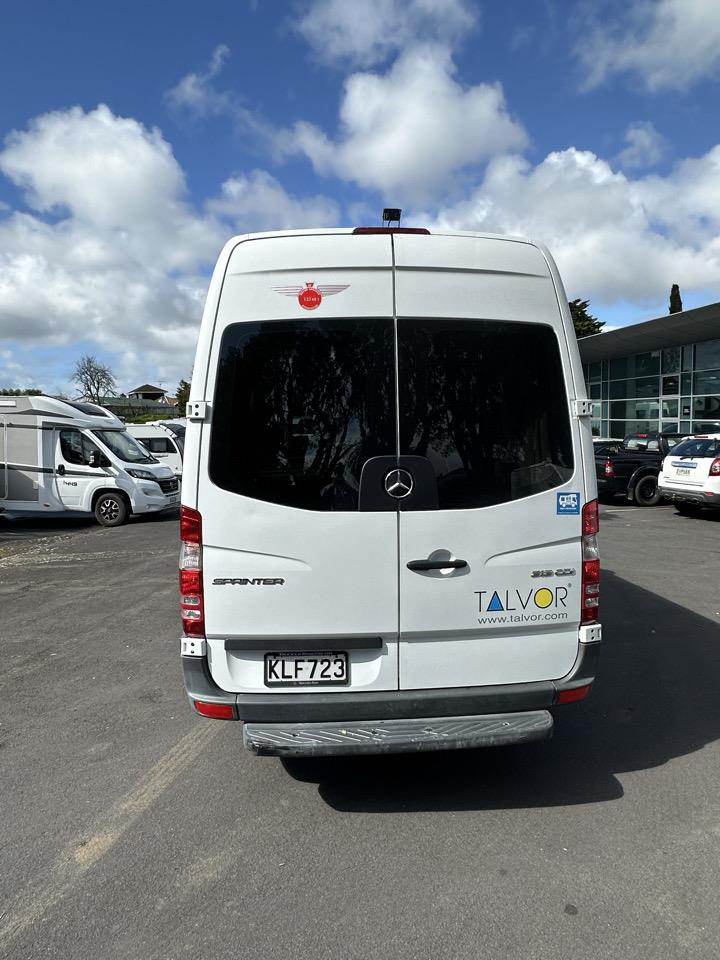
[[221, 227, 534, 246]]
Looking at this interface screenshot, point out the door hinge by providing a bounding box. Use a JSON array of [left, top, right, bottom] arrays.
[[186, 401, 208, 422], [572, 399, 593, 417]]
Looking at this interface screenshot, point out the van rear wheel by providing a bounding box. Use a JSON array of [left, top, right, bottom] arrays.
[[633, 475, 661, 506], [94, 492, 128, 527]]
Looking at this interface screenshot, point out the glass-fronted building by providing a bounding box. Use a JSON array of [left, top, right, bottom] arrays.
[[579, 301, 720, 438]]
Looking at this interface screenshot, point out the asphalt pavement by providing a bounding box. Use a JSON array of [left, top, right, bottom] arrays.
[[1, 502, 719, 959]]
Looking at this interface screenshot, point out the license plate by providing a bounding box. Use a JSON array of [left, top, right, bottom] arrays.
[[264, 651, 349, 687], [676, 468, 691, 476]]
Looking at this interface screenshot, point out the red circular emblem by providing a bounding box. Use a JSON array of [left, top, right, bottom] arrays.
[[298, 283, 322, 310]]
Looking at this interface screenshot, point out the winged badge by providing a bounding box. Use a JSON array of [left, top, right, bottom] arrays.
[[272, 281, 350, 311]]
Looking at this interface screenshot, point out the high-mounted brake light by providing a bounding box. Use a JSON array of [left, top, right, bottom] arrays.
[[352, 227, 430, 235], [581, 499, 600, 625], [709, 458, 720, 476], [180, 506, 205, 638]]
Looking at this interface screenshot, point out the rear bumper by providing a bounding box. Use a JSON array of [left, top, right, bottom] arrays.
[[182, 639, 600, 726], [659, 486, 720, 507], [243, 710, 553, 757]]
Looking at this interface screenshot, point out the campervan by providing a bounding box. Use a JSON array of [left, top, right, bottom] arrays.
[[179, 228, 601, 756], [0, 396, 179, 526], [127, 422, 184, 478]]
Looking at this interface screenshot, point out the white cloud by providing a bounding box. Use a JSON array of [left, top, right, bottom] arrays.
[[425, 146, 720, 304], [0, 105, 341, 385], [208, 170, 340, 229], [165, 44, 232, 118], [293, 0, 478, 67], [577, 0, 720, 92], [282, 45, 527, 202], [617, 121, 666, 169]]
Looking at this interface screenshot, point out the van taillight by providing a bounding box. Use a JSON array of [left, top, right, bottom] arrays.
[[710, 458, 720, 476], [581, 499, 600, 625], [180, 506, 204, 638], [604, 457, 614, 477]]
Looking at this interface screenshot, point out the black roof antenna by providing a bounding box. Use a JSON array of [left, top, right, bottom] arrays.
[[382, 208, 402, 227]]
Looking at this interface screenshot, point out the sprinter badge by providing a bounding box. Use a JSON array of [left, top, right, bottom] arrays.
[[273, 281, 349, 310]]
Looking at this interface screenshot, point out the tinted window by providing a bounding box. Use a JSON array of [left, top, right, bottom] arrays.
[[397, 319, 573, 509], [672, 438, 720, 458], [210, 319, 395, 510]]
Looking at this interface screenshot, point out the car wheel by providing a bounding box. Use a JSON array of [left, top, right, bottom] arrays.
[[94, 492, 128, 527], [633, 475, 661, 506], [676, 502, 701, 516]]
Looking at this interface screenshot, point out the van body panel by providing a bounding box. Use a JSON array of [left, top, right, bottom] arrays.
[[398, 502, 582, 688]]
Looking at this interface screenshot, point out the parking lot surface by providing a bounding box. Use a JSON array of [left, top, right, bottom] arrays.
[[1, 503, 719, 959]]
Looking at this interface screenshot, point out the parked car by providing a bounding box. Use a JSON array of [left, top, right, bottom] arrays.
[[658, 434, 720, 514], [595, 432, 685, 506], [179, 226, 601, 758]]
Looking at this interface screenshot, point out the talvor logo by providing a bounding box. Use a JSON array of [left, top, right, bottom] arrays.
[[476, 586, 568, 614], [273, 282, 350, 311]]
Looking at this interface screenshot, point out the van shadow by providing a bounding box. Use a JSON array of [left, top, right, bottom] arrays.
[[282, 570, 720, 811]]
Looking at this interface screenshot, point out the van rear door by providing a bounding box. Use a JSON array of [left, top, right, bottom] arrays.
[[393, 234, 584, 689], [198, 234, 400, 694]]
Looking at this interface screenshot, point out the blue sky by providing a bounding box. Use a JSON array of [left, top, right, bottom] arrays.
[[1, 0, 719, 394]]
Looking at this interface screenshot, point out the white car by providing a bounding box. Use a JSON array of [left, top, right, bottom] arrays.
[[659, 433, 720, 514]]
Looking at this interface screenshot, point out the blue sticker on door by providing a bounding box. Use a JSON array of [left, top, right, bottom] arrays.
[[557, 492, 580, 514]]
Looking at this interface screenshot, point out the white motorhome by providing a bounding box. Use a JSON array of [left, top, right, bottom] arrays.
[[0, 396, 179, 526], [180, 228, 601, 756], [127, 422, 184, 478]]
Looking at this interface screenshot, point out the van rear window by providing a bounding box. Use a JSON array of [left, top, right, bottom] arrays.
[[397, 318, 573, 508], [210, 319, 396, 510], [210, 317, 574, 511]]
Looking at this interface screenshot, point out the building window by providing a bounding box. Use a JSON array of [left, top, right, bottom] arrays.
[[695, 339, 720, 370], [662, 346, 681, 373], [693, 368, 720, 395]]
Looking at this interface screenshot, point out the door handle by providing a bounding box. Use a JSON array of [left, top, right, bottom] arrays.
[[407, 559, 468, 571], [57, 464, 66, 476]]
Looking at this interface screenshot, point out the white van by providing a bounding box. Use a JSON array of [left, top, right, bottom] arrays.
[[127, 423, 184, 478], [180, 228, 601, 756], [0, 396, 179, 526]]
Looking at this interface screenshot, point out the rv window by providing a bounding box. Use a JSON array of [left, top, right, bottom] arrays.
[[139, 437, 174, 454], [59, 430, 102, 467], [397, 318, 574, 508], [210, 319, 395, 510]]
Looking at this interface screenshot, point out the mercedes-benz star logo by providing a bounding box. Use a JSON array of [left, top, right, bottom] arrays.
[[384, 469, 414, 499]]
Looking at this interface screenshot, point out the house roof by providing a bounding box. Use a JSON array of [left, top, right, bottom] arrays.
[[578, 302, 720, 364], [102, 396, 177, 409], [128, 383, 166, 395]]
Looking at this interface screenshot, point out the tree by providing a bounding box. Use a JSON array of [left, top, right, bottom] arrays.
[[669, 284, 683, 314], [0, 387, 42, 395], [71, 355, 116, 403], [569, 299, 605, 338], [176, 378, 191, 416]]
